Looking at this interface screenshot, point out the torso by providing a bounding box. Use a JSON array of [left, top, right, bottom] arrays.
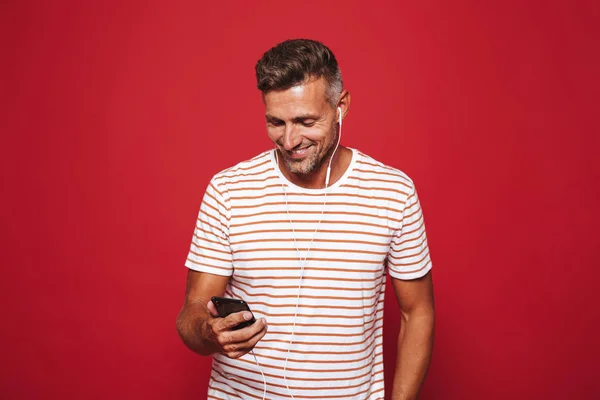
[[204, 149, 417, 400]]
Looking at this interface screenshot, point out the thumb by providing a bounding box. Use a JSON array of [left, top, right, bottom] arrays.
[[207, 300, 219, 318]]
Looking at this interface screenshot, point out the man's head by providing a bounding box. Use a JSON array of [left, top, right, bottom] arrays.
[[255, 39, 349, 177]]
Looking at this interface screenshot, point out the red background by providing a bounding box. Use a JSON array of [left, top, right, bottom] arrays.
[[2, 1, 599, 399]]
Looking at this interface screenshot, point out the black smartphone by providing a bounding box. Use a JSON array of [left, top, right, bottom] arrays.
[[211, 296, 256, 330]]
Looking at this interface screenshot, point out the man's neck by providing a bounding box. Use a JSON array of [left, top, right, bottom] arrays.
[[277, 146, 352, 189]]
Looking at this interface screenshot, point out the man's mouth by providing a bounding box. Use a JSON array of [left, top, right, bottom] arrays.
[[286, 145, 313, 159]]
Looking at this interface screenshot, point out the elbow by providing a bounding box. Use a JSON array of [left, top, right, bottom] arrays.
[[401, 303, 435, 324], [400, 306, 435, 342], [175, 308, 188, 342]]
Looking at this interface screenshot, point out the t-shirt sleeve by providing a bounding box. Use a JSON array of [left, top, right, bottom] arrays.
[[387, 184, 433, 280], [185, 178, 233, 276]]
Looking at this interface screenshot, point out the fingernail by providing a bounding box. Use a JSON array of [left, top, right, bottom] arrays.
[[244, 312, 252, 320]]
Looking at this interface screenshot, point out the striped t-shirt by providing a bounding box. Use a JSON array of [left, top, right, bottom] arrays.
[[185, 148, 432, 400]]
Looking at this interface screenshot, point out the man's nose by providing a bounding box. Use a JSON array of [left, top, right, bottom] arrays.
[[281, 124, 302, 151]]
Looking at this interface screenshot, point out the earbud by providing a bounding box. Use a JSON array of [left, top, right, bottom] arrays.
[[337, 107, 342, 126]]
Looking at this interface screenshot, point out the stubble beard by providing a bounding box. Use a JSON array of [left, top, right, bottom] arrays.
[[284, 146, 320, 174], [283, 125, 339, 175]]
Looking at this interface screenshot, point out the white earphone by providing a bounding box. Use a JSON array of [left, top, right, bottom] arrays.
[[325, 106, 343, 187], [267, 105, 345, 399]]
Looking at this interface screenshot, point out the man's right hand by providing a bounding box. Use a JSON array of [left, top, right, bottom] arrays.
[[206, 300, 268, 359]]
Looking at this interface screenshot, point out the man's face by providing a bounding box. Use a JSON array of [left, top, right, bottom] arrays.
[[264, 77, 338, 175]]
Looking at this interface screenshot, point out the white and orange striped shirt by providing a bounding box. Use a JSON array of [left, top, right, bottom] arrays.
[[186, 148, 432, 400]]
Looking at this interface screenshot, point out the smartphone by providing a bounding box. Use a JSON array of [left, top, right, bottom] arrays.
[[211, 296, 256, 330]]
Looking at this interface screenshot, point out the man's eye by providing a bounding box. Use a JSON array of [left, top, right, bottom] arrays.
[[301, 120, 316, 127], [268, 120, 284, 127]]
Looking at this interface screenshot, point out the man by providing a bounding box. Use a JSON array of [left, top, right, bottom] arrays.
[[177, 39, 434, 400]]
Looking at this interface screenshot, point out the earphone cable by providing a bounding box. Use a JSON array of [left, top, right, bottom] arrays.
[[250, 349, 267, 400], [278, 109, 342, 399]]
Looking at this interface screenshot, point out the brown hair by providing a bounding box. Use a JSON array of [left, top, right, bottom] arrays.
[[255, 39, 343, 106]]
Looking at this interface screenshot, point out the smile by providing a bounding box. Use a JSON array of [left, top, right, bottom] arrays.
[[287, 145, 313, 158]]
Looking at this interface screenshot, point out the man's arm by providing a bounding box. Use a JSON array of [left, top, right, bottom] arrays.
[[176, 269, 267, 357], [390, 271, 435, 400]]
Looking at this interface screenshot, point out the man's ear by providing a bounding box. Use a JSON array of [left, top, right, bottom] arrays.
[[337, 90, 351, 120]]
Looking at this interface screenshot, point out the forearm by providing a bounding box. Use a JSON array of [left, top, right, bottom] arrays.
[[176, 301, 219, 356], [391, 310, 435, 400]]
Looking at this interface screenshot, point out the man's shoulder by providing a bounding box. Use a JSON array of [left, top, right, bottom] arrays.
[[211, 150, 273, 186], [353, 149, 416, 192]]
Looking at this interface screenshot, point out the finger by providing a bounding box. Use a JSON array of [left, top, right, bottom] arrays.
[[206, 301, 219, 318], [223, 324, 268, 358], [243, 320, 268, 348], [222, 318, 268, 354], [241, 319, 268, 348], [219, 310, 255, 332], [225, 351, 246, 359], [227, 316, 266, 342]]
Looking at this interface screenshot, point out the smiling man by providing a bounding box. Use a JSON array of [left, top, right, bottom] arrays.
[[177, 39, 435, 400]]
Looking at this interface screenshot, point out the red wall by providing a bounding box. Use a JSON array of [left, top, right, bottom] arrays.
[[2, 1, 599, 399]]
